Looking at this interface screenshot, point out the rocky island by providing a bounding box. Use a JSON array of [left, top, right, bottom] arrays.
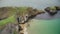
[[44, 6, 60, 16]]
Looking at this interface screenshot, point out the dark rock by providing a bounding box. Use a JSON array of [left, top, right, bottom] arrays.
[[0, 19, 2, 20], [18, 25, 23, 31], [55, 6, 60, 11], [44, 6, 58, 16], [20, 33, 24, 34]]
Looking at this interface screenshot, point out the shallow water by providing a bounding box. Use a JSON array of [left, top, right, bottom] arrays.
[[28, 11, 60, 34]]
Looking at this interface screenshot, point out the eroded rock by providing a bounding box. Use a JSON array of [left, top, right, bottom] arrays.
[[44, 6, 60, 16]]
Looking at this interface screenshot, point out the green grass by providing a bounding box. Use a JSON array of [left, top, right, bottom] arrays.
[[0, 15, 16, 26], [0, 7, 30, 34], [0, 7, 28, 26]]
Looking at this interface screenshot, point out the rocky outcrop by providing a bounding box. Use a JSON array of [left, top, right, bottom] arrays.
[[55, 6, 60, 11], [44, 6, 60, 16]]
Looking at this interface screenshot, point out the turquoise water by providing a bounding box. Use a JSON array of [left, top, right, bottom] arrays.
[[28, 11, 60, 34], [28, 18, 60, 34]]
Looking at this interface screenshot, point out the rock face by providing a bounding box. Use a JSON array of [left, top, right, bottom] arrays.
[[44, 6, 60, 16]]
